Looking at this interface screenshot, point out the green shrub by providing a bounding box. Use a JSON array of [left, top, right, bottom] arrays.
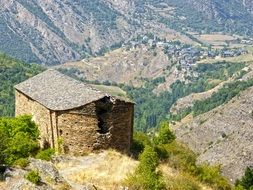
[[130, 132, 151, 158], [165, 141, 231, 190], [154, 121, 176, 145], [0, 115, 39, 165], [4, 131, 38, 165], [165, 141, 197, 172], [35, 149, 55, 161], [233, 185, 244, 190], [195, 164, 231, 190], [57, 137, 64, 154], [235, 167, 253, 190], [25, 170, 41, 185], [154, 144, 169, 161], [127, 145, 166, 190], [13, 158, 29, 168]]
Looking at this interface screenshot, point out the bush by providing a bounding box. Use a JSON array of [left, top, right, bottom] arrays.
[[154, 145, 169, 161], [233, 185, 244, 190], [0, 115, 39, 165], [165, 141, 197, 172], [25, 170, 41, 185], [130, 132, 151, 158], [127, 145, 166, 190], [235, 167, 253, 190], [4, 132, 38, 165], [154, 121, 176, 145], [35, 149, 55, 161], [195, 164, 231, 190], [13, 158, 29, 168]]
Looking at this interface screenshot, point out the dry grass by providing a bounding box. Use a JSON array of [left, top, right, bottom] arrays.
[[207, 79, 223, 86], [193, 33, 241, 48], [62, 150, 138, 190], [198, 34, 235, 42], [198, 53, 253, 64], [0, 182, 5, 189], [172, 113, 194, 130], [160, 164, 213, 190]]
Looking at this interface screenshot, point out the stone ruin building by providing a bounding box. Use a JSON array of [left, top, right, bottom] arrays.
[[15, 69, 134, 155]]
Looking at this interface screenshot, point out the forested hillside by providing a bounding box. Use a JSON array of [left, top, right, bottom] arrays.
[[0, 54, 43, 116]]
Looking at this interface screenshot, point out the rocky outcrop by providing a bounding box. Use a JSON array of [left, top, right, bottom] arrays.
[[1, 158, 70, 190], [28, 158, 66, 185], [0, 151, 137, 190]]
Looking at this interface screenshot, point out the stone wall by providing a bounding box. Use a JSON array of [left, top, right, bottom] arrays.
[[56, 99, 134, 155], [108, 100, 134, 153], [16, 91, 134, 155], [57, 103, 101, 155], [15, 90, 52, 148]]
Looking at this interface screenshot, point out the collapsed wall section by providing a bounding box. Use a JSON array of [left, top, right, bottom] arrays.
[[57, 98, 134, 155]]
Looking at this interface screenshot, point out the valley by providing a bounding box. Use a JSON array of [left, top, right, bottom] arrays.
[[1, 0, 253, 189]]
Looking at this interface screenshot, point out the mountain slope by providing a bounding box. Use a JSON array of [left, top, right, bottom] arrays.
[[0, 0, 142, 64], [1, 0, 253, 64], [174, 86, 253, 182], [154, 0, 253, 36], [0, 53, 43, 116], [58, 46, 172, 87]]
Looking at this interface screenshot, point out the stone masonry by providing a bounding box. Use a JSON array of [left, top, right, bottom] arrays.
[[15, 70, 134, 155]]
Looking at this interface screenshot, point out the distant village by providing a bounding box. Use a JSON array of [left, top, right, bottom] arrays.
[[122, 33, 249, 69]]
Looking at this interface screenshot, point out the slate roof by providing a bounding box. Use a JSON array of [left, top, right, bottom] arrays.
[[15, 69, 133, 111]]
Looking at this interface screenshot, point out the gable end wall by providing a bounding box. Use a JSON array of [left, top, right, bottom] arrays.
[[15, 90, 55, 148]]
